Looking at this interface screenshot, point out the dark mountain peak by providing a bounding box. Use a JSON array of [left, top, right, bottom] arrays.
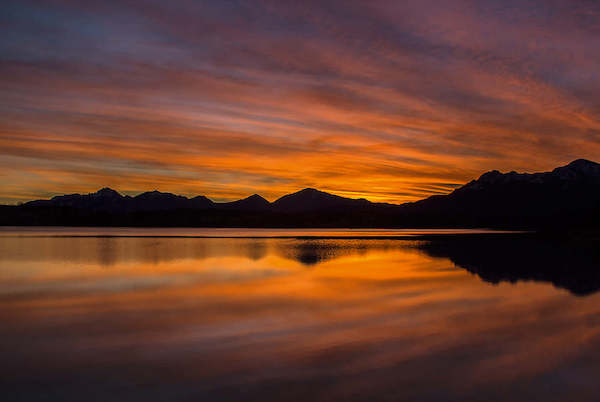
[[459, 170, 508, 192], [39, 187, 125, 210], [273, 188, 370, 212], [274, 188, 339, 204], [136, 190, 160, 197], [477, 170, 502, 183], [283, 188, 340, 200], [217, 193, 270, 211], [133, 190, 190, 211], [135, 190, 187, 200], [92, 187, 122, 198], [191, 195, 212, 202], [407, 157, 600, 228], [245, 194, 269, 203], [566, 158, 598, 168], [50, 192, 81, 201], [460, 159, 600, 192], [189, 195, 214, 209], [553, 159, 600, 178]]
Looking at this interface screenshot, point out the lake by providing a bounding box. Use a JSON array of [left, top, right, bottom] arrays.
[[1, 228, 600, 401]]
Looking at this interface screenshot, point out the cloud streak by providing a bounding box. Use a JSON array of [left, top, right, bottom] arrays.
[[2, 0, 600, 203]]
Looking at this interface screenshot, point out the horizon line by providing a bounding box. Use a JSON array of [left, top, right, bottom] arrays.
[[3, 158, 598, 206]]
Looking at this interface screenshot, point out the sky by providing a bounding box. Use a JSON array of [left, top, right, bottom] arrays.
[[1, 0, 600, 204]]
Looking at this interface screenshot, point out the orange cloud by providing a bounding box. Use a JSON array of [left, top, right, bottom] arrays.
[[2, 0, 600, 203]]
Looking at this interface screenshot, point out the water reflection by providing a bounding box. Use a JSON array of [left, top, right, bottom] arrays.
[[1, 234, 600, 401], [420, 236, 600, 296], [2, 235, 600, 296], [0, 236, 404, 267]]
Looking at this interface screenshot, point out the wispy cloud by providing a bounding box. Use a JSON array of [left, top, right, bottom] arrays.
[[2, 0, 600, 203]]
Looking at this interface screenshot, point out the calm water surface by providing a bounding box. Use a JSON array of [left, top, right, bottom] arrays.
[[1, 228, 600, 401]]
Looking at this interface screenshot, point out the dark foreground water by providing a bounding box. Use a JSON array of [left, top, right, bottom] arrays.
[[1, 228, 600, 401]]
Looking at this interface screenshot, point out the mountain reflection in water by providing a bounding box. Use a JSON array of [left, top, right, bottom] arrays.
[[420, 236, 600, 296], [3, 234, 598, 295], [1, 232, 600, 401]]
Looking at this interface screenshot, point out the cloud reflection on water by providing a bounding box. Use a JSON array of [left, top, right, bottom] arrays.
[[1, 235, 600, 401]]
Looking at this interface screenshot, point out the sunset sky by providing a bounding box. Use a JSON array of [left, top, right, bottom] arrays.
[[2, 0, 600, 204]]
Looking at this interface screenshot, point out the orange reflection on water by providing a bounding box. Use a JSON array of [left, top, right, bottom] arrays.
[[1, 235, 600, 401]]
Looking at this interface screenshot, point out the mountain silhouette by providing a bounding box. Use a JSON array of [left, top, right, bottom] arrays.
[[189, 195, 214, 209], [3, 159, 600, 229], [25, 187, 130, 211], [133, 191, 191, 211], [272, 188, 371, 212], [217, 194, 270, 211], [399, 158, 600, 228]]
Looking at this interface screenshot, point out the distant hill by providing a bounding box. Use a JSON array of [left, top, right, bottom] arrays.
[[216, 194, 270, 211], [398, 159, 600, 228], [3, 159, 600, 229], [24, 188, 213, 212], [272, 188, 372, 212]]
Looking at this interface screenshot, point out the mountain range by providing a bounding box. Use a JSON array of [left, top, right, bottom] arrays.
[[2, 159, 600, 229]]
